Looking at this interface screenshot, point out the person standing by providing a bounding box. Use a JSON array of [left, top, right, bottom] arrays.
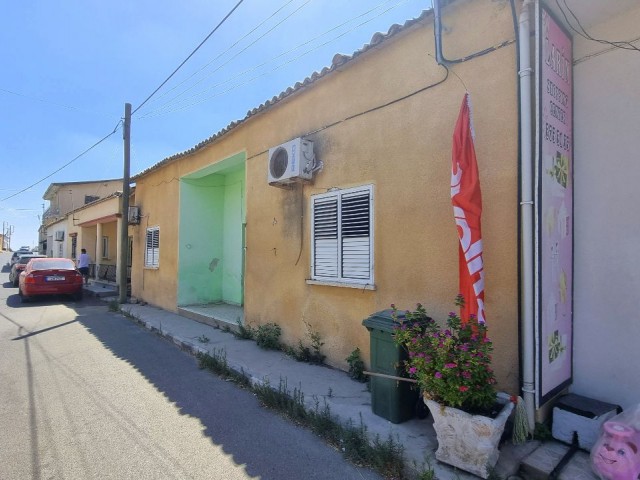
[[77, 248, 91, 285]]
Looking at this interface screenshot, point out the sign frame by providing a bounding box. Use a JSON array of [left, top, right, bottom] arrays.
[[534, 1, 574, 407]]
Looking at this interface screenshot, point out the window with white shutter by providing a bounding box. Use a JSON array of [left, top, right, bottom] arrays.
[[311, 185, 373, 285], [145, 226, 160, 268]]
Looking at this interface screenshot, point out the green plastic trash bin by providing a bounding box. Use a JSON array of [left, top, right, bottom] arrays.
[[362, 309, 418, 424]]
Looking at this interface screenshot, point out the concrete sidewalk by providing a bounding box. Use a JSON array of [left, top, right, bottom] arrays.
[[112, 301, 597, 480]]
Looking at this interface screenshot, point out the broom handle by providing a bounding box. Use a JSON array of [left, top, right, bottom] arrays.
[[363, 371, 417, 383]]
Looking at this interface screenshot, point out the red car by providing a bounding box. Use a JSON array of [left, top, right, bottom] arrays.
[[18, 258, 84, 302]]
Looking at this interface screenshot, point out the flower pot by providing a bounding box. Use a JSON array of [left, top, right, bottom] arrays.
[[425, 396, 514, 479]]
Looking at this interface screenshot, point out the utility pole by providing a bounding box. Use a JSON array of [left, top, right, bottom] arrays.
[[119, 103, 131, 304]]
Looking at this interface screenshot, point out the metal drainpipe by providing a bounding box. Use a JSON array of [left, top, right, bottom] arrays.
[[519, 0, 536, 432], [434, 0, 537, 428]]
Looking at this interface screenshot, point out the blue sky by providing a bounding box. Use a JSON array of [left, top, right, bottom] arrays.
[[1, 0, 428, 249]]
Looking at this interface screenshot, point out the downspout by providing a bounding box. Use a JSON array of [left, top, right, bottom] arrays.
[[518, 0, 536, 432], [433, 0, 445, 65], [435, 0, 537, 428]]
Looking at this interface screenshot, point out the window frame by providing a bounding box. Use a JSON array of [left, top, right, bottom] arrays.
[[309, 184, 374, 287], [101, 236, 109, 259], [144, 226, 160, 269]]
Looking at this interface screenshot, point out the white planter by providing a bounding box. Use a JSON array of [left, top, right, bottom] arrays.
[[426, 397, 514, 479]]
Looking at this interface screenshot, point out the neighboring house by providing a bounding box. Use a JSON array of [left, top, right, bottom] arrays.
[[568, 3, 639, 409], [126, 0, 640, 420], [41, 180, 135, 289], [42, 179, 122, 224], [44, 218, 67, 258]]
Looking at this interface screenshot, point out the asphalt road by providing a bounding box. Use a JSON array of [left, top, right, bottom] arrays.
[[0, 251, 381, 480]]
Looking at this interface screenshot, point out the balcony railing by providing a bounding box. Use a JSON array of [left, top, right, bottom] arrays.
[[88, 264, 131, 283]]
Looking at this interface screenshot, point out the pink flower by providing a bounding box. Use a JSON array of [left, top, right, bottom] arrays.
[[459, 386, 469, 392], [435, 372, 442, 378], [409, 367, 417, 374], [444, 363, 457, 368]]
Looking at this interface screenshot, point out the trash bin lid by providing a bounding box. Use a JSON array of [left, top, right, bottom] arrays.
[[362, 309, 404, 332]]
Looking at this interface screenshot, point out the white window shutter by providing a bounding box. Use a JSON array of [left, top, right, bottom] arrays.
[[310, 185, 373, 284], [313, 196, 338, 278], [341, 191, 370, 279], [145, 227, 160, 268]]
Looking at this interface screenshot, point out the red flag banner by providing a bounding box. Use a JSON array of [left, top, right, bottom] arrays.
[[450, 93, 485, 324]]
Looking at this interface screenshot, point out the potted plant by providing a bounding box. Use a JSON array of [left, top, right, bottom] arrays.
[[392, 296, 514, 479]]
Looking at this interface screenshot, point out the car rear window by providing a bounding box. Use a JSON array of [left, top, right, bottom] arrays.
[[19, 257, 38, 264], [31, 259, 76, 271]]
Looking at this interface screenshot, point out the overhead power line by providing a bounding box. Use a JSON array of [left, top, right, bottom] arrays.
[[136, 0, 315, 117], [0, 121, 122, 202], [555, 0, 640, 53], [138, 0, 412, 119], [132, 0, 245, 116], [2, 0, 244, 204], [137, 0, 300, 112]]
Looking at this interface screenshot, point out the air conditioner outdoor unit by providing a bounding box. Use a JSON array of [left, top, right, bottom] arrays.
[[268, 137, 319, 186], [128, 206, 140, 225], [54, 231, 64, 241]]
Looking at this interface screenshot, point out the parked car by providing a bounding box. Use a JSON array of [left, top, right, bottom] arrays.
[[9, 254, 46, 286], [10, 249, 32, 266], [18, 258, 84, 302]]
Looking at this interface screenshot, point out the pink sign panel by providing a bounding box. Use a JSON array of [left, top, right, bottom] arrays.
[[537, 4, 573, 405]]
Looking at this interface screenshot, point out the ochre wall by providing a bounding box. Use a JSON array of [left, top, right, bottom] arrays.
[[132, 0, 519, 393]]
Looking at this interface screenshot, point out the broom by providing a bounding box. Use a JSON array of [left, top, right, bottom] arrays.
[[512, 396, 530, 445]]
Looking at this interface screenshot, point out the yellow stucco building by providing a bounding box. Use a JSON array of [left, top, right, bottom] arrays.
[[130, 0, 520, 394]]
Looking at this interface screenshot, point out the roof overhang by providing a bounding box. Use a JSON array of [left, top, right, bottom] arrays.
[[77, 213, 121, 227]]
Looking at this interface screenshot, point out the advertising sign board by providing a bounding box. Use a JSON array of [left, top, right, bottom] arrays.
[[535, 2, 574, 406]]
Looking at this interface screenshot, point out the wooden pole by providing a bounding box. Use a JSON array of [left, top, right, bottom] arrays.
[[118, 103, 131, 304], [363, 371, 417, 383]]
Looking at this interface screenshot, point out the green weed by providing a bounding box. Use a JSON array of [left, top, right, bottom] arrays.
[[346, 348, 367, 383], [255, 323, 282, 350]]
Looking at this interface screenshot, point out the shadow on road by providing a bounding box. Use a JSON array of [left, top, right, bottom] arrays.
[[74, 309, 377, 480], [4, 293, 103, 309]]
